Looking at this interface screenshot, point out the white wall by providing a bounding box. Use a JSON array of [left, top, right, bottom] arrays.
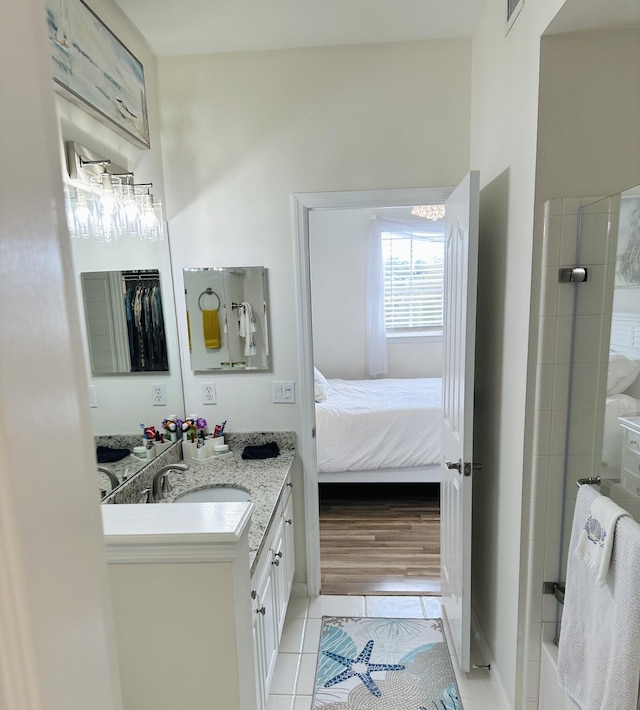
[[469, 0, 567, 704], [471, 3, 640, 707], [158, 39, 470, 431], [0, 1, 122, 707], [58, 0, 184, 436], [309, 207, 443, 379]]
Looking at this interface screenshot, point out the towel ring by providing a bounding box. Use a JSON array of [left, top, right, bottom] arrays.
[[198, 288, 221, 312]]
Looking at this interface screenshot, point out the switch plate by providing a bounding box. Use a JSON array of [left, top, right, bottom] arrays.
[[272, 381, 295, 403], [151, 384, 166, 406], [201, 382, 217, 405], [88, 385, 97, 408]]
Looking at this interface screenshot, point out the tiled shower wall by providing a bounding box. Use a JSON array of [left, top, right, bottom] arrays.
[[522, 196, 618, 709]]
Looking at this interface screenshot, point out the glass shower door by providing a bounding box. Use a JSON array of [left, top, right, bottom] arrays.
[[555, 185, 640, 639]]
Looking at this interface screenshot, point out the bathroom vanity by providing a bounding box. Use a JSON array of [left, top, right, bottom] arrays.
[[101, 435, 295, 710]]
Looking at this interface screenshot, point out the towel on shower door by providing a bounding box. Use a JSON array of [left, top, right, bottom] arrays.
[[202, 309, 221, 349], [558, 484, 640, 709], [575, 493, 630, 587], [237, 301, 256, 356]]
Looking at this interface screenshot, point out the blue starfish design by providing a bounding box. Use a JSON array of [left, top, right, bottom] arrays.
[[322, 639, 405, 697]]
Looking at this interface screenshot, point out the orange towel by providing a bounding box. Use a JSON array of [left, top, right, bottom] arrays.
[[203, 309, 221, 349]]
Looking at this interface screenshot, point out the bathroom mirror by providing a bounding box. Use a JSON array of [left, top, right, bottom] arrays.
[[80, 269, 170, 374], [184, 267, 270, 372]]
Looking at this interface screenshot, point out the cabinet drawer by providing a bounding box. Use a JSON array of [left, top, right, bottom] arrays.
[[622, 453, 640, 496], [624, 429, 640, 455], [622, 450, 640, 478]]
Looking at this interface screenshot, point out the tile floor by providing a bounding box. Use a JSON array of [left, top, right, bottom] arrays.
[[267, 594, 507, 710]]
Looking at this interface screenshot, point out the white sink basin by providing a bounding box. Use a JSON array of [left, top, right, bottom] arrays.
[[175, 486, 251, 503]]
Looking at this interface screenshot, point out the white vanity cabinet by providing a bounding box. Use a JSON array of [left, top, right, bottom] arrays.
[[620, 416, 640, 495], [251, 474, 295, 709], [102, 462, 295, 710]]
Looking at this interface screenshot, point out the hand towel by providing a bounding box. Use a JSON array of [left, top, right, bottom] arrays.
[[241, 442, 280, 460], [96, 446, 130, 463], [237, 302, 257, 356], [575, 493, 630, 587], [202, 309, 221, 349], [558, 484, 640, 709]]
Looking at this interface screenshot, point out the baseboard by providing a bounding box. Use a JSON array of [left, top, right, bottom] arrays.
[[470, 606, 512, 710]]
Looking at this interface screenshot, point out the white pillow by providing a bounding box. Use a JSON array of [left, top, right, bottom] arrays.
[[314, 367, 330, 403], [607, 352, 640, 395]]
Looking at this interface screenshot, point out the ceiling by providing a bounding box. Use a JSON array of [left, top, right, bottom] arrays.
[[114, 0, 489, 57]]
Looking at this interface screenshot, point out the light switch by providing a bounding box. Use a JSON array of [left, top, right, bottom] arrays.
[[272, 381, 295, 403]]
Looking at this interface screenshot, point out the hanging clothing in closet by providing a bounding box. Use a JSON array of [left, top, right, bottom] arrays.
[[123, 273, 169, 371]]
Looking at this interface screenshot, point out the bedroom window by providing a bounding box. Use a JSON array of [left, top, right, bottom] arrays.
[[381, 230, 444, 334]]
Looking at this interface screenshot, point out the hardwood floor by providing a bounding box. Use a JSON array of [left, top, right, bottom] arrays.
[[319, 482, 441, 596]]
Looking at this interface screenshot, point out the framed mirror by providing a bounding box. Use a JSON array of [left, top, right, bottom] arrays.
[[80, 269, 169, 374], [184, 267, 270, 372]]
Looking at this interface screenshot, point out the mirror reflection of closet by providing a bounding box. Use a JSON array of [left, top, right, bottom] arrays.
[[183, 267, 270, 372], [80, 269, 169, 374]]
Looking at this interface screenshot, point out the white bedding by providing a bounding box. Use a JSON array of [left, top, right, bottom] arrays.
[[315, 377, 442, 474]]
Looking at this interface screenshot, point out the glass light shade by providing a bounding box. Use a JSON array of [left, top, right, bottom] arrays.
[[411, 205, 446, 221]]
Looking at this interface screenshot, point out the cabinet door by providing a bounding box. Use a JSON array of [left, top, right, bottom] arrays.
[[260, 569, 279, 692], [271, 518, 288, 638], [252, 592, 266, 710], [282, 493, 295, 601]]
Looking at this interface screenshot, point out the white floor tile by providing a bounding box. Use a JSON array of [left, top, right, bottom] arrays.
[[266, 695, 294, 710], [365, 595, 423, 617], [286, 596, 309, 619], [302, 617, 323, 653], [279, 618, 306, 654], [293, 697, 312, 710], [295, 654, 319, 695], [307, 595, 365, 618], [422, 596, 443, 618], [270, 653, 300, 695]]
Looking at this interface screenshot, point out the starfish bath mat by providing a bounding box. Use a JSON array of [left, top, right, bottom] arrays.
[[312, 616, 462, 710]]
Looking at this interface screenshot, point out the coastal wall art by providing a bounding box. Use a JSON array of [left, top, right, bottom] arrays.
[[45, 0, 150, 148]]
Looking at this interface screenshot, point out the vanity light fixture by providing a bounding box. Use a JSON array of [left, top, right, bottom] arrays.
[[63, 141, 165, 242], [411, 204, 446, 221]]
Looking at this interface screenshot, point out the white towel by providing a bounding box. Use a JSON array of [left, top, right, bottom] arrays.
[[237, 302, 256, 357], [558, 485, 640, 709], [575, 493, 630, 587]]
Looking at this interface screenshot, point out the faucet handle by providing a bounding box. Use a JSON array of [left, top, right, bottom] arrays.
[[138, 488, 152, 504]]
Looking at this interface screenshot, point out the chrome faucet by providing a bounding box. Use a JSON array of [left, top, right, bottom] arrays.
[[98, 466, 121, 492], [150, 463, 189, 503]]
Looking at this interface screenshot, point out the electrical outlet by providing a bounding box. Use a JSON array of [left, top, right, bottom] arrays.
[[88, 385, 97, 408], [201, 382, 217, 405], [151, 384, 166, 406]]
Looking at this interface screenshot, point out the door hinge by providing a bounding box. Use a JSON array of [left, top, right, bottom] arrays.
[[463, 462, 482, 476], [558, 267, 588, 283]]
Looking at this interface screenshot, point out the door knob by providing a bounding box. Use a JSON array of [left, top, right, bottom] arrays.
[[446, 460, 462, 471]]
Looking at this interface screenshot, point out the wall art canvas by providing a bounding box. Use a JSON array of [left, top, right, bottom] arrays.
[[45, 0, 150, 148], [616, 195, 640, 287]]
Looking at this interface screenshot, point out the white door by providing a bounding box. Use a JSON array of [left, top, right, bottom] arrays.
[[441, 171, 480, 673]]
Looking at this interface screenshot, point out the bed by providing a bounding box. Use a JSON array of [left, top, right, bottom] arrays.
[[314, 374, 442, 483]]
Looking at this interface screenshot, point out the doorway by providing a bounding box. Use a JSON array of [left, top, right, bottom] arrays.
[[292, 186, 455, 597]]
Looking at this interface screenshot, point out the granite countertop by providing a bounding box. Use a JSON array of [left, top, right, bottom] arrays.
[[98, 454, 147, 494], [158, 448, 295, 573], [102, 432, 296, 575]]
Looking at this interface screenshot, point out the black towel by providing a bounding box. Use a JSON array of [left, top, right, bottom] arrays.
[[96, 446, 131, 463], [241, 442, 280, 460]]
